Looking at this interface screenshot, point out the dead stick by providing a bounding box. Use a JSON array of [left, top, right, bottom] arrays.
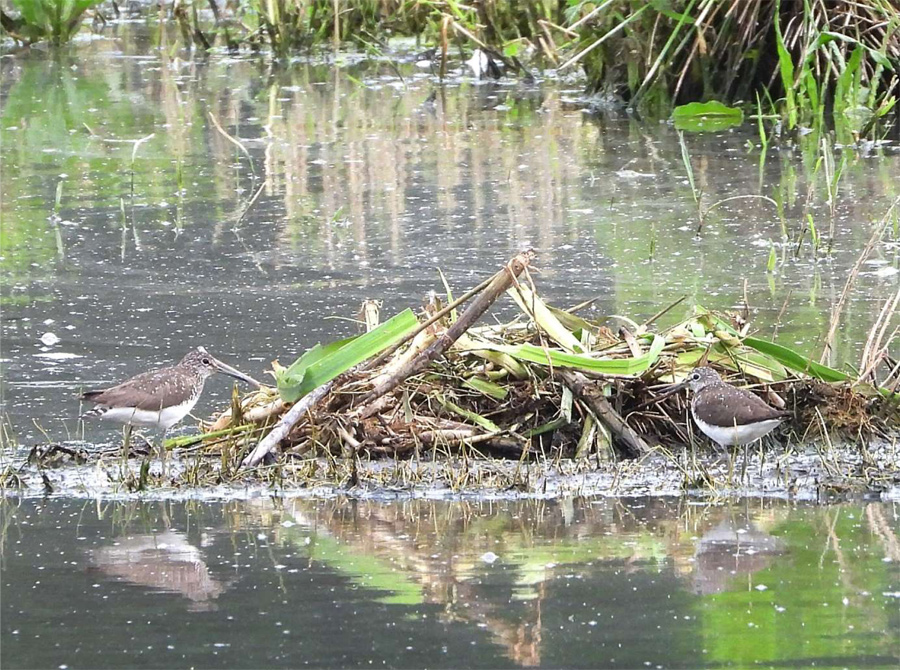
[[242, 381, 334, 467], [641, 294, 687, 328], [353, 251, 534, 418], [362, 273, 496, 372], [557, 370, 650, 457]]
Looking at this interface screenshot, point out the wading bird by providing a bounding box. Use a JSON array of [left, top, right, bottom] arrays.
[[81, 346, 261, 455]]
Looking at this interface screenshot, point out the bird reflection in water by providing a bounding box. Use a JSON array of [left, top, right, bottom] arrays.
[[88, 530, 229, 611], [692, 518, 785, 596]]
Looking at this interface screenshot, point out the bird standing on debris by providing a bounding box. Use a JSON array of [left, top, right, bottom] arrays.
[[81, 347, 261, 455], [677, 367, 790, 447]]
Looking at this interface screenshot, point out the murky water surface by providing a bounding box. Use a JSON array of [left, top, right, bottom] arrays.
[[2, 496, 898, 669], [3, 29, 900, 445]]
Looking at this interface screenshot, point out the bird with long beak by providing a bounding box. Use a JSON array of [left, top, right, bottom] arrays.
[[668, 367, 791, 447], [81, 347, 261, 454]]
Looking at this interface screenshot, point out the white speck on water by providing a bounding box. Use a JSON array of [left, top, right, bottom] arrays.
[[883, 592, 900, 598], [39, 332, 60, 346], [755, 584, 768, 591], [256, 533, 267, 540], [34, 352, 81, 361], [281, 521, 295, 527], [481, 551, 499, 564]]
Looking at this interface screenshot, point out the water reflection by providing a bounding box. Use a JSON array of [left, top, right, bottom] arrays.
[[88, 530, 229, 611], [691, 517, 785, 596], [1, 496, 897, 668]]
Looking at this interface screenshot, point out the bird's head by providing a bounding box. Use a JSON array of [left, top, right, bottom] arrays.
[[683, 367, 722, 392], [181, 347, 261, 387]]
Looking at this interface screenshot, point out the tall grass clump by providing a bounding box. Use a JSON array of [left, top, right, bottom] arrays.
[[1, 0, 103, 44], [234, 0, 564, 56], [567, 0, 899, 135]]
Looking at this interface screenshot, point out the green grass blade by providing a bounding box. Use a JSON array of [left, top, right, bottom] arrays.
[[435, 394, 502, 433], [774, 1, 797, 128], [473, 335, 665, 375], [742, 337, 850, 383], [463, 377, 509, 400], [277, 309, 419, 402]]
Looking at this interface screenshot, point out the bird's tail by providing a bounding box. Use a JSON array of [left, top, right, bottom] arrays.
[[80, 391, 106, 421], [80, 406, 107, 421]]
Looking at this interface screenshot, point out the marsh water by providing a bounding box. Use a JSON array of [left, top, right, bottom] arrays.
[[3, 24, 900, 669], [2, 496, 899, 669]]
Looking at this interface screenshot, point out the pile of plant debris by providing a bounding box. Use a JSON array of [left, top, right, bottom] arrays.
[[12, 251, 900, 499]]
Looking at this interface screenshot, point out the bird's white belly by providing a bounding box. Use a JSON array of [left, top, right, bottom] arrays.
[[98, 397, 198, 430], [693, 413, 782, 447]]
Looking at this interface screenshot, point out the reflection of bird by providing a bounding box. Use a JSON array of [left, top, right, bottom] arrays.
[[693, 519, 785, 595], [678, 368, 790, 446], [89, 531, 229, 611], [80, 347, 260, 449]]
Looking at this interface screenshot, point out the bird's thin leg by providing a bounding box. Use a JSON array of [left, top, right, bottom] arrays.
[[740, 443, 750, 484], [159, 429, 168, 479], [122, 424, 133, 467], [726, 446, 736, 487]]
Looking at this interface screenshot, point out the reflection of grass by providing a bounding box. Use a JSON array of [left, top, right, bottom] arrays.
[[277, 523, 424, 606]]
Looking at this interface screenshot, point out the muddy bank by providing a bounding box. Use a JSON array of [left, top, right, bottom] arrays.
[[5, 439, 899, 502]]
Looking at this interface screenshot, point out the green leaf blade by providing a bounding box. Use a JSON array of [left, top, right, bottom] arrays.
[[277, 309, 419, 402]]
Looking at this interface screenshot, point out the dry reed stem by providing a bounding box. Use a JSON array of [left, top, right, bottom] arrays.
[[821, 198, 898, 364]]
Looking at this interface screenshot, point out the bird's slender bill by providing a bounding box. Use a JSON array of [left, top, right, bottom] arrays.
[[209, 357, 262, 388], [631, 379, 687, 411]]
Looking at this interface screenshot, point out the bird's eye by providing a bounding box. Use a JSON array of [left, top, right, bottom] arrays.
[[691, 373, 700, 380], [201, 358, 211, 366]]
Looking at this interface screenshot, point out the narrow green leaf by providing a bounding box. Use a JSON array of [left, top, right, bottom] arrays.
[[678, 131, 698, 204], [463, 377, 509, 400], [435, 395, 501, 433], [774, 3, 797, 128], [743, 337, 849, 383], [277, 309, 419, 402], [523, 417, 568, 438], [766, 241, 777, 273], [672, 101, 744, 132], [472, 335, 665, 375]]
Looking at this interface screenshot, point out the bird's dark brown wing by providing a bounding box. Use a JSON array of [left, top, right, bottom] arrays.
[[693, 385, 790, 427], [80, 366, 197, 411]]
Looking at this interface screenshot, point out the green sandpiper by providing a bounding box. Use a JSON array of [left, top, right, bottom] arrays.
[[80, 347, 261, 437], [676, 367, 790, 447]]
